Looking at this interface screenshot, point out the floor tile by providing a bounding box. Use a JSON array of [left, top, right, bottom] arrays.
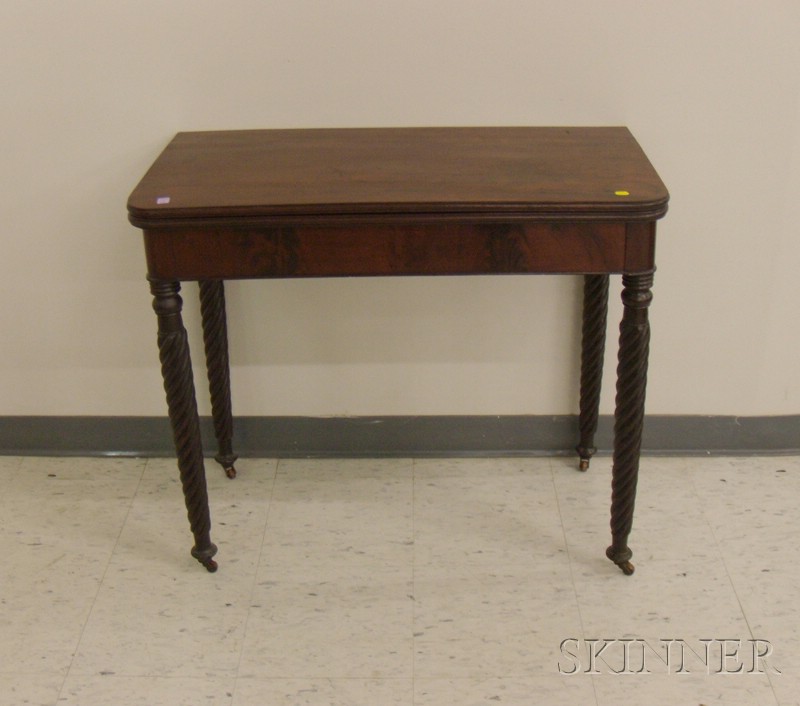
[[414, 676, 597, 706], [0, 455, 23, 473], [0, 673, 63, 706], [240, 571, 414, 679], [690, 457, 800, 625], [592, 672, 778, 705], [1, 454, 797, 706], [413, 568, 582, 679], [412, 458, 580, 679], [735, 617, 799, 705], [0, 457, 144, 675], [239, 459, 414, 679], [3, 457, 143, 554], [69, 458, 275, 678], [414, 458, 568, 570], [573, 553, 751, 638], [58, 674, 235, 705], [268, 458, 413, 531], [232, 677, 412, 705], [266, 459, 412, 561], [771, 674, 800, 706], [262, 457, 413, 580]]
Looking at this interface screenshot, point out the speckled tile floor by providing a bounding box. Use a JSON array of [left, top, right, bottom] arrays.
[[1, 454, 797, 705]]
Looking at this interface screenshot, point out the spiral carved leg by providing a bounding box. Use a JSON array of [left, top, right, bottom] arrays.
[[607, 272, 653, 576], [199, 280, 238, 479], [151, 280, 218, 572], [576, 275, 609, 471]]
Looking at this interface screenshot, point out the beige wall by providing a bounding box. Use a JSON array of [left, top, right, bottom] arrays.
[[1, 1, 798, 417]]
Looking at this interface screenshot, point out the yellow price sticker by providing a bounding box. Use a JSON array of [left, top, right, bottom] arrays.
[[615, 190, 630, 196]]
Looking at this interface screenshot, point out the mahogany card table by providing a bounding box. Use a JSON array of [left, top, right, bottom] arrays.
[[127, 127, 669, 575]]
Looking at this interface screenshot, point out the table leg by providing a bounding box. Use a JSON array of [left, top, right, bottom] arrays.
[[607, 272, 653, 576], [576, 274, 609, 471], [199, 280, 238, 479], [150, 279, 218, 572]]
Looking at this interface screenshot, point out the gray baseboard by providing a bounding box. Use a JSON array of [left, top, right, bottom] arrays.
[[0, 415, 798, 458]]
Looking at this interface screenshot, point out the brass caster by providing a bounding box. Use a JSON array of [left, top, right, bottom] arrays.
[[215, 454, 238, 479], [192, 542, 219, 573], [606, 545, 634, 576], [575, 445, 595, 472], [618, 560, 635, 576]]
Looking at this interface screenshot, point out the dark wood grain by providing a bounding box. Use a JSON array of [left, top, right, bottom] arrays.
[[149, 279, 217, 572], [128, 127, 668, 225], [576, 274, 610, 470], [199, 280, 237, 479], [143, 222, 627, 280]]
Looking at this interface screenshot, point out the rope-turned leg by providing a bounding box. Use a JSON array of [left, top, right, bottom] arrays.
[[607, 272, 653, 576], [199, 280, 238, 479], [576, 274, 609, 471], [150, 279, 218, 572]]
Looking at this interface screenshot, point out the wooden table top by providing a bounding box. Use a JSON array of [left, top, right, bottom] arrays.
[[128, 127, 668, 227]]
